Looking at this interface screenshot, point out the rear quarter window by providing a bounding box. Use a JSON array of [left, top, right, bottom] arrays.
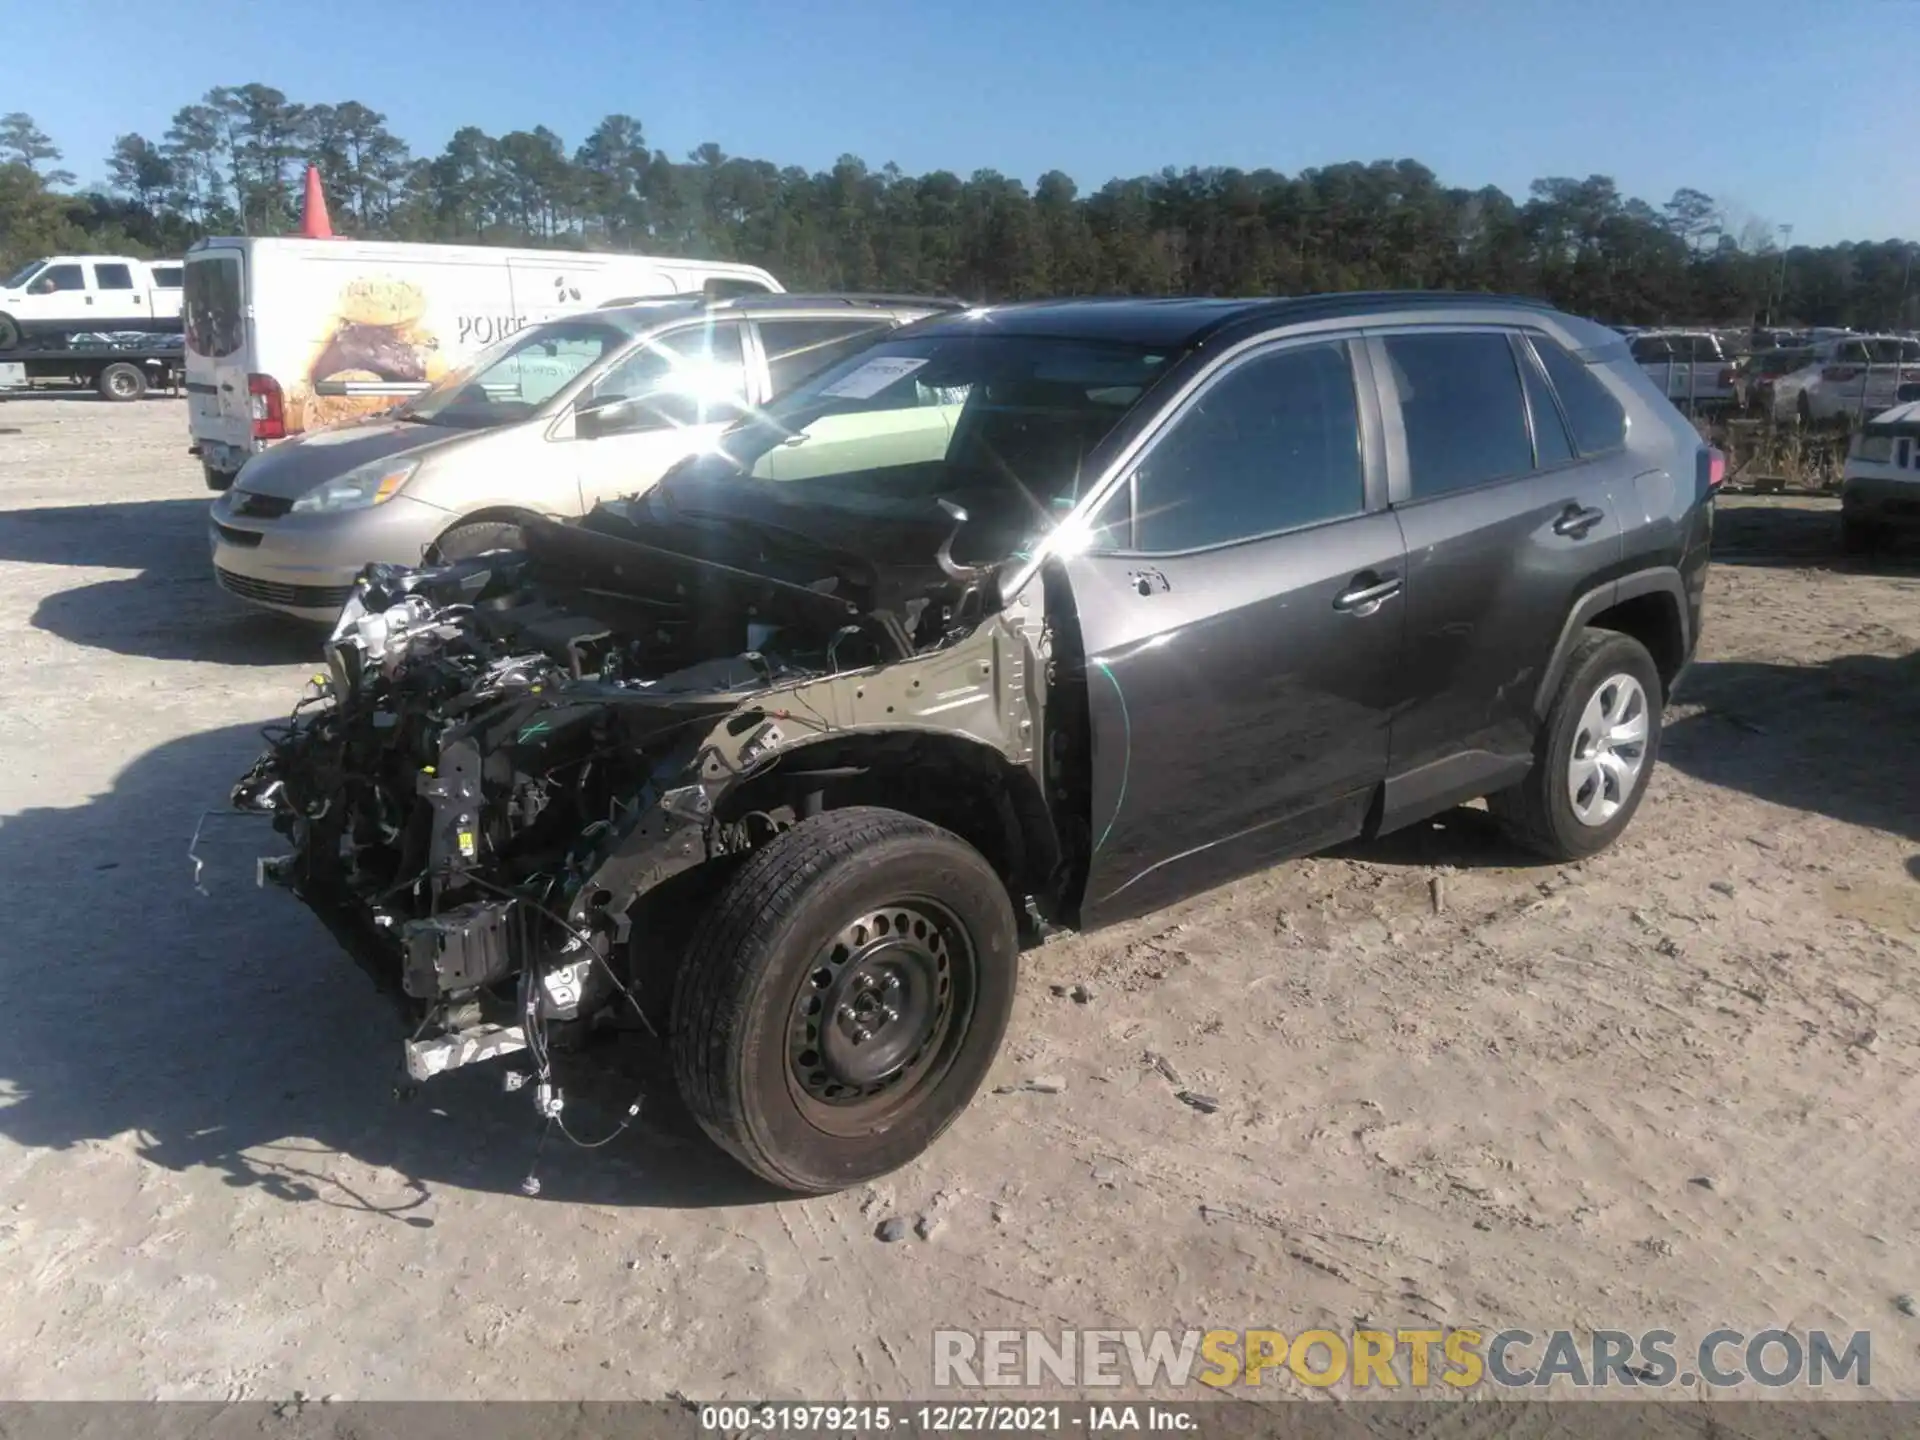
[[1530, 335, 1629, 455]]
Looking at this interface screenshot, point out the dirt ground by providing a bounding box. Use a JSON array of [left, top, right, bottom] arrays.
[[1, 395, 1918, 1404]]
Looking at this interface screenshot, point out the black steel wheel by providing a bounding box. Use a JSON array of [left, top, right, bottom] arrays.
[[671, 807, 1018, 1193]]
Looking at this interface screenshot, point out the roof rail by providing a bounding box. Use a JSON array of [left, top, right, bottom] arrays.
[[709, 292, 969, 312]]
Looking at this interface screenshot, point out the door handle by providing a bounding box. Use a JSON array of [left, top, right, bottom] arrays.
[[1127, 567, 1170, 597], [1333, 572, 1401, 615], [1553, 503, 1606, 538]]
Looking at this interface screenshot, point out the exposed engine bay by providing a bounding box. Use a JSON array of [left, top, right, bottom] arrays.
[[230, 484, 1073, 1157]]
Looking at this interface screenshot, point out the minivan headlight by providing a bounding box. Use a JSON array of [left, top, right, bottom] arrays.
[[291, 460, 419, 514]]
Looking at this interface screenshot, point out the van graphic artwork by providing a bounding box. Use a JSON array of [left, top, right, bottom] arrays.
[[285, 276, 448, 434]]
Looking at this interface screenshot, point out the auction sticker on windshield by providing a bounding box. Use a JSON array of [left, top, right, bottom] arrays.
[[819, 355, 929, 399]]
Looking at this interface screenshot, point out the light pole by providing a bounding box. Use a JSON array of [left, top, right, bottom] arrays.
[[1770, 223, 1793, 327]]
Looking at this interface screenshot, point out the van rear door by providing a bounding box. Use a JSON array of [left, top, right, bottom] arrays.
[[184, 245, 254, 480]]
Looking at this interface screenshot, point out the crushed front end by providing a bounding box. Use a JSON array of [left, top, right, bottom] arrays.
[[230, 497, 1052, 1129]]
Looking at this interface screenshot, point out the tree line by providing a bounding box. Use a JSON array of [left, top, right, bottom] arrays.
[[1, 88, 1915, 331]]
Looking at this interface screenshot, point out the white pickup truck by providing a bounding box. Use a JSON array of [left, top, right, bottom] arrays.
[[0, 255, 184, 349]]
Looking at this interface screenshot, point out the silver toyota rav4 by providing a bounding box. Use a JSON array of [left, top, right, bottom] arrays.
[[208, 293, 956, 621]]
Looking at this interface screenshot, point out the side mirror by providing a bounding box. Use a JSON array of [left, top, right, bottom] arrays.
[[575, 398, 639, 440]]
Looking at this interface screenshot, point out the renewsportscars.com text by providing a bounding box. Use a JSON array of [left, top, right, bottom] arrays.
[[932, 1327, 1872, 1390]]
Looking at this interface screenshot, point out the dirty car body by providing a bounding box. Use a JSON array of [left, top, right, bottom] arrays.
[[234, 294, 1713, 1193]]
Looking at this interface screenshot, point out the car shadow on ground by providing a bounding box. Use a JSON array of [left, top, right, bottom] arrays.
[[0, 499, 323, 665], [1712, 496, 1920, 572], [0, 721, 775, 1213], [1662, 646, 1920, 847]]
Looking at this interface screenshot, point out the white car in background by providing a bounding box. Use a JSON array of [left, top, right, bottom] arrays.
[[1628, 330, 1738, 410], [1765, 335, 1920, 425], [1840, 397, 1920, 551]]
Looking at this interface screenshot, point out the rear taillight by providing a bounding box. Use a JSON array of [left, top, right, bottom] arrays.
[[1701, 446, 1726, 494], [248, 373, 285, 440], [1823, 366, 1860, 383]]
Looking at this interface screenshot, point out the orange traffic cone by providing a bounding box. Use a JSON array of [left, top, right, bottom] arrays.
[[298, 164, 335, 238]]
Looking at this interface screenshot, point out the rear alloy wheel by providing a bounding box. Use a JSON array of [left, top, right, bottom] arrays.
[[671, 807, 1019, 1194], [97, 362, 147, 402], [1489, 629, 1664, 861], [428, 519, 525, 563]]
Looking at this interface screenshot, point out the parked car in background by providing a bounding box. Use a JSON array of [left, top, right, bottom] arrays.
[[1840, 397, 1920, 552], [184, 236, 784, 492], [0, 255, 182, 349], [1767, 335, 1920, 425], [231, 291, 1716, 1192], [1739, 346, 1817, 418], [208, 293, 956, 621], [1630, 330, 1738, 410]]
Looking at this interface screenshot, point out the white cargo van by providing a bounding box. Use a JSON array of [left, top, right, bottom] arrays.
[[183, 237, 782, 490]]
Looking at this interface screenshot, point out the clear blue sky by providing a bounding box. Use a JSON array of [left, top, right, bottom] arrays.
[[11, 0, 1914, 246]]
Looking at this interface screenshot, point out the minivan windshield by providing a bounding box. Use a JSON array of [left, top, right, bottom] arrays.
[[400, 318, 629, 429], [662, 332, 1170, 544]]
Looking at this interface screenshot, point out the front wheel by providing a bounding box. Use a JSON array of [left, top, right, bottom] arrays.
[[1489, 629, 1664, 861], [0, 314, 18, 350], [671, 807, 1019, 1194], [427, 518, 525, 563]]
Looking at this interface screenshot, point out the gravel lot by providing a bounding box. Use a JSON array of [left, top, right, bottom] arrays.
[[2, 395, 1918, 1402]]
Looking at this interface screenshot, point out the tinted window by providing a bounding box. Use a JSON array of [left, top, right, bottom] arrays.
[[1515, 341, 1575, 468], [183, 255, 243, 357], [761, 319, 892, 393], [1531, 336, 1629, 455], [1385, 332, 1533, 497], [151, 266, 182, 288], [94, 264, 134, 291], [704, 277, 774, 299], [1630, 337, 1673, 364], [32, 264, 85, 293], [1128, 340, 1363, 553]]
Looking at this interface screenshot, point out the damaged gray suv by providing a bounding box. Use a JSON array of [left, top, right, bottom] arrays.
[[233, 294, 1716, 1193]]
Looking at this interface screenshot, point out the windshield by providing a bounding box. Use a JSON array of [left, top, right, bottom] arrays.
[[663, 332, 1171, 549], [2, 261, 44, 291], [400, 319, 629, 428]]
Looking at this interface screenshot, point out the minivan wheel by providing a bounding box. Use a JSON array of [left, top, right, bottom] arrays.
[[671, 806, 1019, 1194], [97, 362, 147, 402], [428, 519, 525, 563], [1489, 629, 1663, 862]]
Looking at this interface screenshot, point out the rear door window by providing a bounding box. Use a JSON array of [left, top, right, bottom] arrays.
[[759, 318, 894, 394], [1529, 336, 1629, 455], [1383, 331, 1534, 498], [1124, 339, 1364, 554], [151, 265, 183, 288], [93, 263, 135, 290], [183, 255, 244, 357], [1513, 338, 1575, 468]]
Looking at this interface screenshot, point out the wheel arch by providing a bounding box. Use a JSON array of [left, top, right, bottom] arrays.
[[1534, 567, 1690, 718], [712, 729, 1065, 928]]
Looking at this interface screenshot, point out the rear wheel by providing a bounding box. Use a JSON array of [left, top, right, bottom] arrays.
[[428, 519, 525, 563], [202, 461, 237, 493], [1489, 629, 1663, 861], [97, 362, 147, 402], [671, 807, 1019, 1194]]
